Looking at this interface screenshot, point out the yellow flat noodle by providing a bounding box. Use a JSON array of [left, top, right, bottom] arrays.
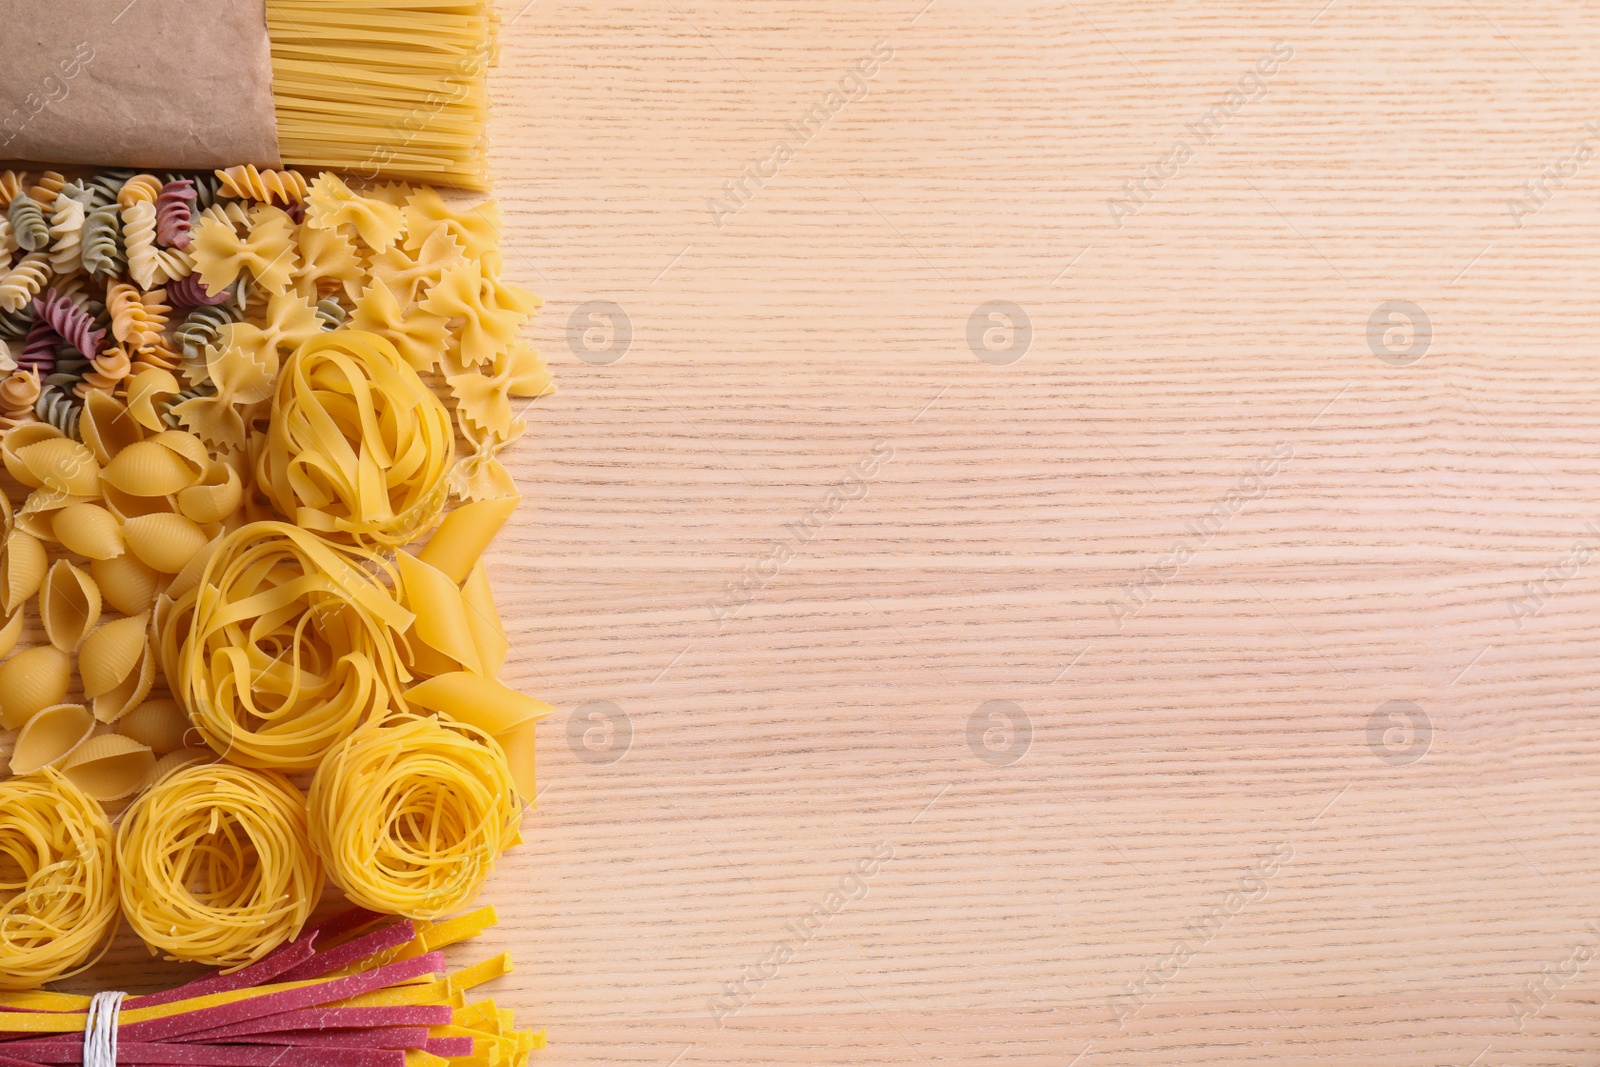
[[447, 953, 513, 997], [338, 977, 462, 1010], [460, 561, 508, 676], [309, 715, 518, 919], [419, 496, 518, 583], [9, 703, 94, 774], [0, 989, 92, 1011], [160, 521, 413, 770], [79, 612, 155, 722], [0, 644, 70, 729], [404, 673, 553, 737], [261, 330, 454, 546], [117, 763, 322, 968], [116, 698, 192, 755], [61, 734, 156, 802], [39, 560, 101, 651], [330, 906, 499, 977], [0, 770, 118, 989]]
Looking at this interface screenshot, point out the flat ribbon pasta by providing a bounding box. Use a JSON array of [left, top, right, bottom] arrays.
[[158, 520, 414, 770], [260, 330, 454, 547]]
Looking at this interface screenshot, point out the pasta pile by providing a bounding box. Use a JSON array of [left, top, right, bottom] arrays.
[[0, 903, 544, 1063], [0, 166, 555, 983], [117, 764, 322, 968], [0, 769, 118, 990]]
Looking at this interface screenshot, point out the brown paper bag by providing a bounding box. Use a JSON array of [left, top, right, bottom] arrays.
[[0, 0, 278, 170]]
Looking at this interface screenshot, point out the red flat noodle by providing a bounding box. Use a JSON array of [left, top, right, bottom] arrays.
[[275, 920, 415, 983], [192, 1027, 431, 1049], [120, 952, 446, 1042], [298, 907, 387, 950], [426, 1038, 474, 1056], [172, 1007, 452, 1042], [125, 936, 321, 1010], [12, 1040, 404, 1067]]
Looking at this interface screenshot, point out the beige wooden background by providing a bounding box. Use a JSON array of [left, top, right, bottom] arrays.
[[72, 0, 1600, 1064]]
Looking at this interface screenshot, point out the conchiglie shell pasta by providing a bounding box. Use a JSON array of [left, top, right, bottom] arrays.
[[100, 484, 176, 522], [0, 608, 23, 660], [101, 441, 199, 497], [62, 734, 156, 802], [116, 698, 191, 755], [10, 703, 94, 775], [176, 464, 242, 525], [164, 533, 222, 603], [148, 430, 210, 474], [14, 438, 99, 497], [39, 561, 101, 652], [1, 531, 47, 615], [90, 554, 162, 616], [14, 488, 77, 541], [80, 613, 154, 723], [142, 747, 210, 789], [52, 503, 124, 560], [80, 390, 144, 466], [122, 514, 209, 574], [0, 645, 71, 729], [1, 424, 63, 487]]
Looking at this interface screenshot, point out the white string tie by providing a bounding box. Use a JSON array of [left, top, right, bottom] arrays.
[[83, 991, 126, 1067]]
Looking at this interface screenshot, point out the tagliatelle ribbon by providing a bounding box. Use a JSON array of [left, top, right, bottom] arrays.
[[0, 905, 541, 1067], [157, 521, 414, 771]]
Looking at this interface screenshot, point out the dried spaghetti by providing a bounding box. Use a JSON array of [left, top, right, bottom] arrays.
[[157, 520, 414, 770], [309, 714, 519, 919], [0, 768, 119, 989], [116, 762, 322, 969]]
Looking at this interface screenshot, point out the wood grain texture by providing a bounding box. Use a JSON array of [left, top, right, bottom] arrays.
[[66, 1, 1600, 1064]]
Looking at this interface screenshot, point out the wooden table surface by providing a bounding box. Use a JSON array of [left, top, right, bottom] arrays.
[[80, 2, 1600, 1064]]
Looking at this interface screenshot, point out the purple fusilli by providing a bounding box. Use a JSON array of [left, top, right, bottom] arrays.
[[155, 179, 197, 250], [18, 318, 60, 375], [166, 274, 231, 308], [31, 289, 104, 361]]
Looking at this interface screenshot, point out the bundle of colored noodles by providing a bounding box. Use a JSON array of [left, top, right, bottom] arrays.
[[0, 905, 542, 1067]]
